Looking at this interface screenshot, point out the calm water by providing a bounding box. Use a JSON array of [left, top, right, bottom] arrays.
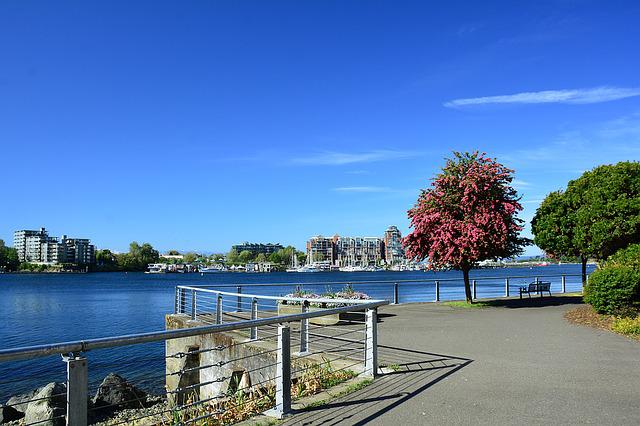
[[0, 264, 593, 400]]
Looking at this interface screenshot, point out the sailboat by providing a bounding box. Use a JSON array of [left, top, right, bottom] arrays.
[[286, 252, 299, 272]]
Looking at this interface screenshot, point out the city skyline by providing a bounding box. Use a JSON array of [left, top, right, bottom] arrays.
[[1, 2, 639, 255]]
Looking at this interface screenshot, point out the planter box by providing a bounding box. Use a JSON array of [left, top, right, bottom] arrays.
[[277, 303, 340, 326]]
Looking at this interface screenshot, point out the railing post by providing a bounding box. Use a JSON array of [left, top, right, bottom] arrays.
[[216, 294, 223, 324], [237, 286, 242, 312], [267, 324, 291, 418], [174, 287, 179, 314], [364, 307, 378, 378], [393, 283, 399, 304], [298, 301, 310, 354], [435, 280, 440, 302], [561, 275, 566, 293], [190, 290, 197, 320], [505, 278, 510, 297], [179, 288, 186, 314], [250, 298, 258, 340], [64, 354, 87, 426], [472, 280, 477, 300]]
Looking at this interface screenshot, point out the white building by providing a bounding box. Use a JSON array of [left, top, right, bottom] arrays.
[[13, 228, 95, 265]]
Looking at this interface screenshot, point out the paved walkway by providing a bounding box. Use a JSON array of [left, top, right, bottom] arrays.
[[282, 297, 640, 425]]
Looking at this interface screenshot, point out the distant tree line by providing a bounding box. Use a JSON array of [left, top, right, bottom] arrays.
[[0, 239, 19, 272], [224, 246, 306, 266], [94, 242, 160, 272]]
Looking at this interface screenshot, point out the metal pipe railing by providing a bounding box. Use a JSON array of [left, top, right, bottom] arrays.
[[0, 299, 388, 363], [191, 273, 585, 288]]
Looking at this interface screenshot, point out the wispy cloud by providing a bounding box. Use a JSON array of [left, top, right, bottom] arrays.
[[512, 179, 532, 189], [291, 149, 419, 166], [333, 186, 391, 193], [444, 86, 640, 108]]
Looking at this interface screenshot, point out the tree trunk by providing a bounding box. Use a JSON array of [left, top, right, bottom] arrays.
[[463, 267, 473, 303], [581, 255, 587, 289]]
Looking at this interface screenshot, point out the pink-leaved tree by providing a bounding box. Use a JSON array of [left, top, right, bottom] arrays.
[[403, 152, 529, 303]]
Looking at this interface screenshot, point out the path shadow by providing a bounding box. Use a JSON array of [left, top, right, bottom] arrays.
[[478, 295, 584, 309], [282, 345, 472, 425]]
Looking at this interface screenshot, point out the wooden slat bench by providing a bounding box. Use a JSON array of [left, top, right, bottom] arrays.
[[519, 281, 551, 299]]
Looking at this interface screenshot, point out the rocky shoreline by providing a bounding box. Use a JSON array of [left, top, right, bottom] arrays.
[[1, 373, 164, 426]]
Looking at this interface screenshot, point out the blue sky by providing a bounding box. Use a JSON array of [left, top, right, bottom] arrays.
[[1, 1, 639, 255]]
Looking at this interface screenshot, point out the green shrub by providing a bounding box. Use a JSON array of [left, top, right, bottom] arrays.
[[606, 243, 640, 269], [611, 316, 640, 336], [584, 265, 640, 315]]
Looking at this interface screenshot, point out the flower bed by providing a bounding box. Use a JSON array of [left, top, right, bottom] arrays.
[[278, 286, 371, 325]]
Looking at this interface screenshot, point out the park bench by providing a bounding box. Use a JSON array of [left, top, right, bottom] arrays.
[[519, 281, 551, 299]]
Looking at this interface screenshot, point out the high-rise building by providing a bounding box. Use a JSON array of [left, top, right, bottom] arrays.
[[13, 228, 95, 265], [384, 225, 406, 265]]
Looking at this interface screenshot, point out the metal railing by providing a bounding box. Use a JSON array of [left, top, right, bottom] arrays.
[[178, 273, 586, 305], [0, 289, 387, 425]]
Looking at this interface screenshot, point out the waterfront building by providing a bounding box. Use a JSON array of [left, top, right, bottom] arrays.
[[231, 242, 284, 256], [306, 235, 338, 264], [61, 236, 96, 265], [335, 236, 384, 267], [306, 226, 405, 268], [13, 228, 95, 265], [384, 225, 406, 265]]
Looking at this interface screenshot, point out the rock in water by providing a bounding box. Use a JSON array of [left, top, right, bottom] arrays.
[[23, 382, 67, 426], [0, 404, 24, 423], [92, 373, 147, 412]]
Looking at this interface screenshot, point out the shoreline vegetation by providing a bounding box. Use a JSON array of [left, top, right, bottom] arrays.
[[0, 259, 594, 274]]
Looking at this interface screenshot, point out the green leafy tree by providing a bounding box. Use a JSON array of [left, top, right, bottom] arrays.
[[95, 249, 118, 271], [255, 253, 267, 263], [118, 241, 160, 271], [226, 249, 240, 264], [183, 252, 198, 264], [0, 240, 19, 272], [238, 250, 254, 263], [532, 161, 640, 286], [167, 250, 181, 255]]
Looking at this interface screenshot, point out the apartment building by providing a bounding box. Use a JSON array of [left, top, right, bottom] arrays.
[[13, 228, 96, 265], [306, 235, 338, 263], [335, 236, 384, 267], [306, 226, 406, 267], [231, 242, 284, 256]]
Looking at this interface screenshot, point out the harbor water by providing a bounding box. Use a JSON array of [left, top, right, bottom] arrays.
[[0, 264, 593, 401]]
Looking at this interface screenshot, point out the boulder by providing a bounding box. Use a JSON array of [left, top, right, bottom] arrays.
[[23, 382, 66, 426], [5, 389, 38, 414], [92, 374, 147, 412], [0, 404, 24, 423]]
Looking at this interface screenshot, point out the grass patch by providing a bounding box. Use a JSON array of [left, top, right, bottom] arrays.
[[444, 301, 492, 309], [383, 363, 401, 372], [305, 378, 373, 409]]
